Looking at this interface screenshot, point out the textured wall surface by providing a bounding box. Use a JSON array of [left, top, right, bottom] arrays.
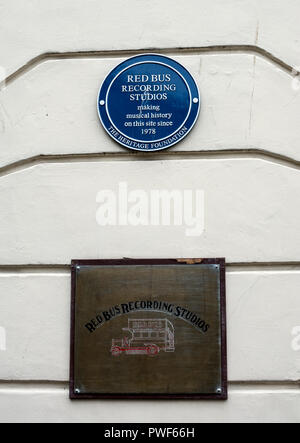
[[0, 1, 300, 423]]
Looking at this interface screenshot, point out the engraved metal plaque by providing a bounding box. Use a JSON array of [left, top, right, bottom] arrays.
[[70, 259, 227, 399]]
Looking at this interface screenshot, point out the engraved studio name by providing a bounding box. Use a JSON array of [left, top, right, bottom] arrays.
[[85, 300, 210, 334], [121, 74, 176, 101]]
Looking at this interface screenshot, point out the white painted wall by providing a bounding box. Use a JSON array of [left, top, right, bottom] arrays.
[[0, 1, 299, 423]]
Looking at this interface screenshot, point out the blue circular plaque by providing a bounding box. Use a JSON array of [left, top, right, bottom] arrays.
[[97, 54, 200, 151]]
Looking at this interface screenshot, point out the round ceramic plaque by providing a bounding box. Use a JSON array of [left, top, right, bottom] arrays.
[[97, 54, 200, 151]]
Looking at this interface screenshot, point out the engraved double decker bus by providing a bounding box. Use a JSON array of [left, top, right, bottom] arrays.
[[111, 318, 175, 356]]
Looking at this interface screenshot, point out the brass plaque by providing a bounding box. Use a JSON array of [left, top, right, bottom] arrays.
[[70, 259, 227, 399]]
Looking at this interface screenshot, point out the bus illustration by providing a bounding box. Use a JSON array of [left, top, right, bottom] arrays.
[[110, 318, 175, 356]]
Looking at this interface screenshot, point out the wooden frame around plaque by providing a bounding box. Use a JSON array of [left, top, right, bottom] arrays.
[[70, 258, 227, 400]]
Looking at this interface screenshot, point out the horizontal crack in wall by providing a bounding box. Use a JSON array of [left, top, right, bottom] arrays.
[[0, 45, 299, 90], [0, 380, 298, 389], [0, 149, 299, 180], [0, 262, 300, 274]]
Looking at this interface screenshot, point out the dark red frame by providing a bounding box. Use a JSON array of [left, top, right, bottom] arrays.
[[70, 258, 227, 400]]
